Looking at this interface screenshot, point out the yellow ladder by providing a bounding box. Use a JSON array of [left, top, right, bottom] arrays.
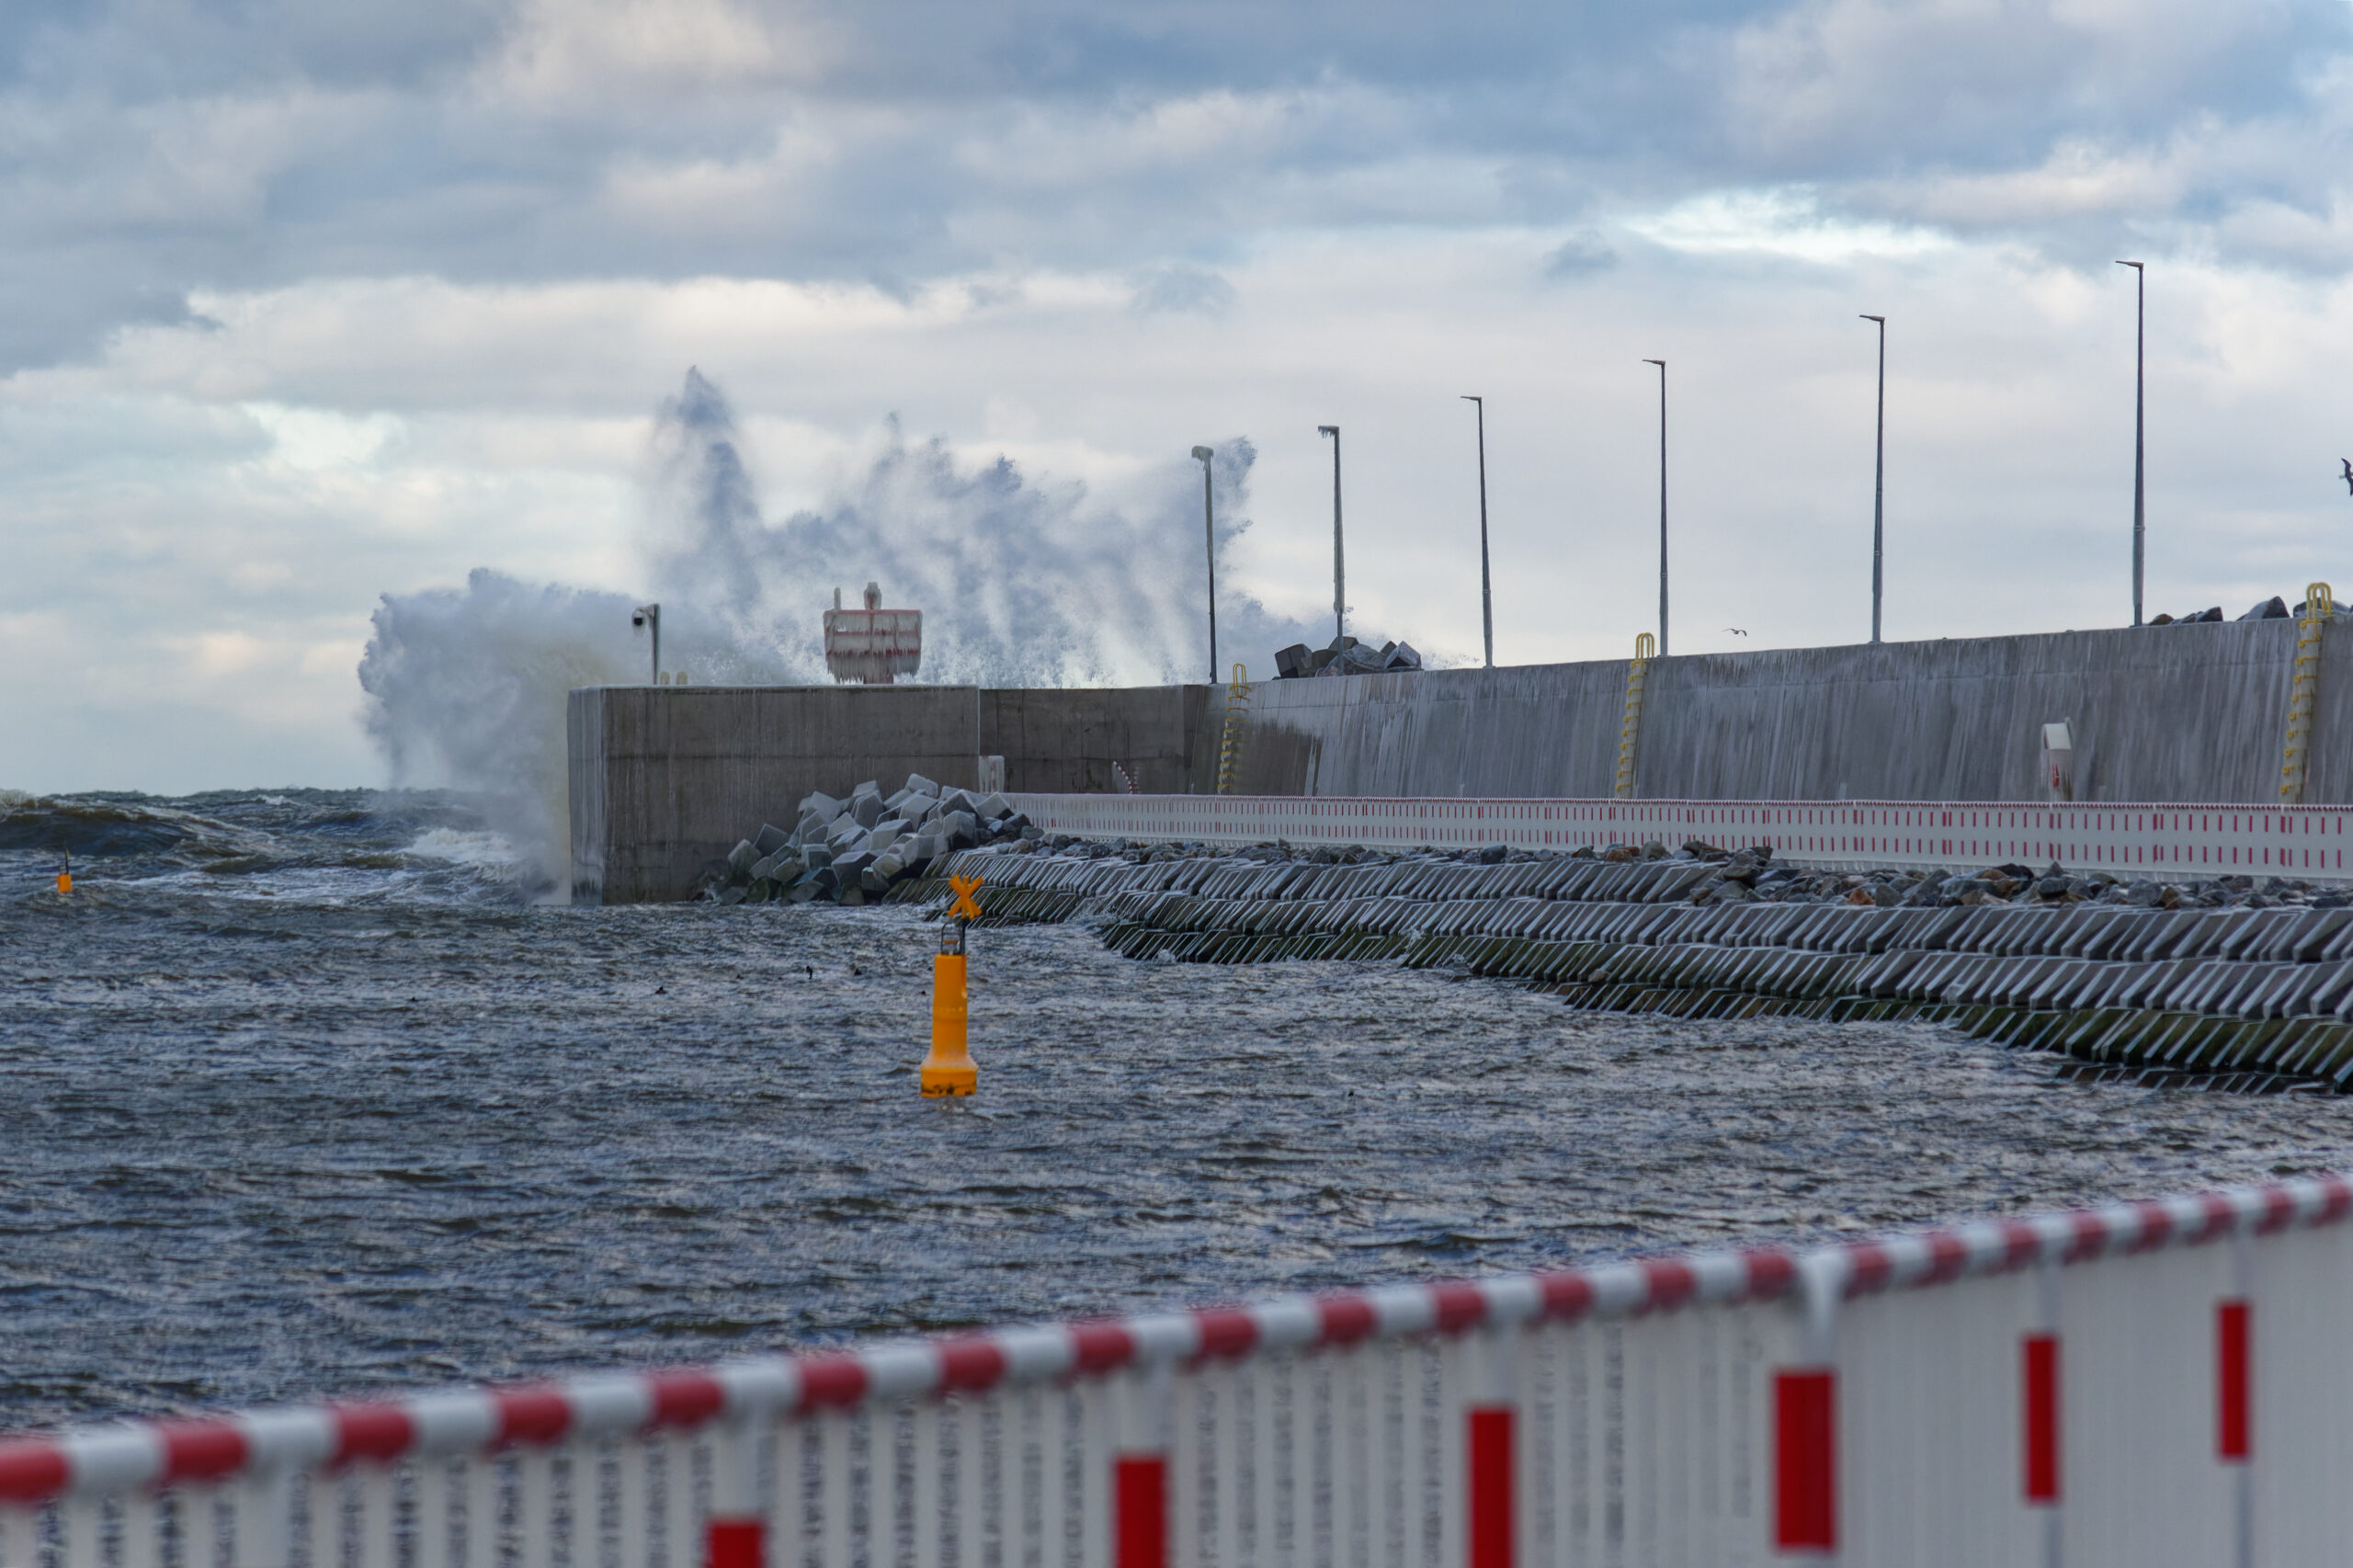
[[2281, 582, 2332, 802], [1217, 664, 1250, 794], [1615, 633, 1654, 800]]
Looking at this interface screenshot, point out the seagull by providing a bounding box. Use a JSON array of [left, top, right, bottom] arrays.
[[2341, 458, 2352, 496], [1724, 627, 1749, 636]]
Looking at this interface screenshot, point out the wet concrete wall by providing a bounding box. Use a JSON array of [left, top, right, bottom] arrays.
[[571, 619, 2347, 901], [1229, 619, 2347, 805], [568, 683, 1217, 903]]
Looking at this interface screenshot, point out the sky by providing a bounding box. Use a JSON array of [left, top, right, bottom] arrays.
[[4, 0, 2352, 795]]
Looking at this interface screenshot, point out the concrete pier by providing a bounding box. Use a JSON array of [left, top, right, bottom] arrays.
[[570, 617, 2348, 902]]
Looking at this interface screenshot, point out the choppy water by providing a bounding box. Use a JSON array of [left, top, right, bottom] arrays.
[[5, 789, 2353, 1433]]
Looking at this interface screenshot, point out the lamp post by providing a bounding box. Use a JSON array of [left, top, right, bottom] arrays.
[[631, 603, 661, 684], [1461, 396, 1493, 667], [2116, 259, 2145, 627], [1643, 360, 1667, 656], [1318, 425, 1345, 642], [1860, 314, 1886, 645], [1192, 446, 1218, 684]]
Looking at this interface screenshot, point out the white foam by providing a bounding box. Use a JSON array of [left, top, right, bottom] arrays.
[[404, 828, 527, 873]]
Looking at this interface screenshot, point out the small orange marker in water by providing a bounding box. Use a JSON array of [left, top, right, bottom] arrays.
[[921, 872, 984, 1096], [55, 852, 72, 896]]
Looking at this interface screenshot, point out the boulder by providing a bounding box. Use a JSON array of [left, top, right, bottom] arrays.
[[2124, 880, 2165, 907], [754, 823, 791, 855], [726, 840, 759, 879], [1382, 642, 1422, 670], [1274, 642, 1313, 678], [850, 792, 885, 829], [800, 791, 845, 823], [868, 820, 906, 854], [2239, 596, 2290, 620], [938, 811, 981, 847], [801, 844, 835, 869], [904, 772, 940, 797], [834, 849, 878, 883]]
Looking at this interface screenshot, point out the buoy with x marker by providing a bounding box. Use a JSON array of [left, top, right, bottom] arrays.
[[921, 871, 984, 1096]]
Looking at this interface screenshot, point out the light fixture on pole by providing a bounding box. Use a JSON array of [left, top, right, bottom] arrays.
[[1461, 396, 1493, 667], [631, 603, 661, 685], [2116, 259, 2146, 627], [1192, 446, 1218, 684], [1860, 314, 1886, 645], [1317, 426, 1345, 642], [1642, 360, 1668, 656]]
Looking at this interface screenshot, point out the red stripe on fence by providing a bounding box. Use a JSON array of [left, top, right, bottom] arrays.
[[0, 1440, 68, 1504], [159, 1419, 248, 1484], [703, 1518, 763, 1568], [1467, 1406, 1514, 1568], [2218, 1301, 2251, 1461], [1773, 1369, 1836, 1551], [2022, 1335, 2060, 1503], [1115, 1454, 1168, 1568]]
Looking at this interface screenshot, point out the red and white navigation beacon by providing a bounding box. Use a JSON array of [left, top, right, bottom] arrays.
[[823, 582, 923, 684]]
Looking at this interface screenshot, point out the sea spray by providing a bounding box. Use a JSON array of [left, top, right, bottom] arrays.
[[359, 369, 1322, 893]]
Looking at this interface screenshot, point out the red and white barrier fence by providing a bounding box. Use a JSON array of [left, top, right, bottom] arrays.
[[1009, 794, 2353, 882], [4, 1176, 2349, 1568]]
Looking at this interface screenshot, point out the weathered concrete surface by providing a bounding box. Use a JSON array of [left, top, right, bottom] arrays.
[[569, 684, 1217, 903], [1231, 619, 2344, 804], [574, 619, 2349, 901]]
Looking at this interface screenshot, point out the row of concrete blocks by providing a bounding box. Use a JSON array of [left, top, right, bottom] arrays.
[[1076, 922, 2353, 1092], [944, 848, 1718, 907], [916, 849, 2353, 960]]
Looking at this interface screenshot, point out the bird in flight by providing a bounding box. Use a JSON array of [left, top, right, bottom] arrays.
[[2340, 458, 2351, 496], [1724, 627, 1748, 636]]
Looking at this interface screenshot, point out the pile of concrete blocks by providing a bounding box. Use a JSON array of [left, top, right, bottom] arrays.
[[1272, 634, 1423, 678], [704, 774, 1040, 905]]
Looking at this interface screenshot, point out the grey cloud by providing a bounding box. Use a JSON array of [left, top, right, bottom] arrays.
[[1544, 230, 1618, 278], [2, 0, 2350, 371], [1129, 263, 1236, 315]]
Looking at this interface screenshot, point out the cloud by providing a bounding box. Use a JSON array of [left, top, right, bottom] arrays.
[[1130, 264, 1237, 315]]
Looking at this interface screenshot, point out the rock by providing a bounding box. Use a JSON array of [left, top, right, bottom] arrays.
[[726, 840, 759, 879], [1683, 840, 1729, 861], [2189, 607, 2222, 622], [835, 884, 867, 906], [834, 849, 878, 884], [1274, 642, 1313, 678], [1472, 844, 1506, 864], [1600, 844, 1637, 862], [1901, 878, 1942, 906], [801, 844, 835, 869], [787, 880, 823, 903], [1871, 881, 1903, 907], [718, 885, 746, 905], [850, 793, 885, 829], [867, 821, 905, 854], [861, 856, 901, 892], [2034, 876, 2070, 899], [826, 817, 869, 852], [800, 791, 845, 823], [1846, 886, 1876, 906], [754, 823, 791, 856], [746, 878, 775, 903], [1383, 642, 1422, 670], [884, 787, 916, 812], [1020, 824, 1045, 841], [750, 852, 787, 881], [904, 772, 940, 798], [2149, 612, 2175, 625], [900, 793, 938, 823], [2239, 596, 2290, 620], [938, 790, 979, 818], [939, 811, 980, 847], [1639, 840, 1670, 860], [976, 792, 1012, 821]]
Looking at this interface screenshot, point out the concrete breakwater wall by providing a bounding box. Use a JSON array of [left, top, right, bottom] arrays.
[[567, 684, 1213, 903], [1229, 616, 2347, 801], [893, 846, 2353, 1092], [569, 616, 2347, 902]]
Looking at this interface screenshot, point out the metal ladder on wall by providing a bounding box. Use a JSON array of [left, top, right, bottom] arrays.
[[1614, 633, 1654, 800], [2281, 581, 2333, 802], [1217, 664, 1250, 794]]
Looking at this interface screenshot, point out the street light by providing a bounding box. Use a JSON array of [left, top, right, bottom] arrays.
[[1860, 314, 1886, 645], [631, 603, 661, 685], [2116, 259, 2146, 627], [1317, 426, 1345, 642], [1461, 396, 1493, 667], [1192, 446, 1218, 684], [1642, 360, 1667, 656]]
